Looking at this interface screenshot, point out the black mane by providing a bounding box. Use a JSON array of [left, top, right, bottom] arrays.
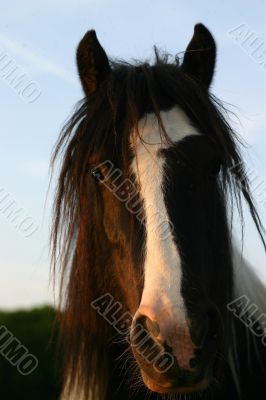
[[52, 51, 265, 252]]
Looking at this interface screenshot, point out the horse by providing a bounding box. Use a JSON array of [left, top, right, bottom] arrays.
[[51, 23, 266, 399]]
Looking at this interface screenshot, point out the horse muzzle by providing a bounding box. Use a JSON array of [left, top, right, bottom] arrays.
[[129, 306, 220, 394]]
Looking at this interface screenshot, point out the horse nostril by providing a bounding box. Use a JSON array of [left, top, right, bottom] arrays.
[[200, 314, 211, 347], [192, 314, 210, 348], [189, 356, 198, 369], [193, 308, 221, 350], [132, 314, 161, 340], [144, 317, 160, 338], [131, 314, 163, 357], [190, 310, 220, 371], [206, 308, 222, 343]]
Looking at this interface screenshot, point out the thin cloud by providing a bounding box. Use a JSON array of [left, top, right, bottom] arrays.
[[0, 34, 78, 86]]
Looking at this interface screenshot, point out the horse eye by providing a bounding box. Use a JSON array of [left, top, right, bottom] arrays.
[[91, 167, 105, 182]]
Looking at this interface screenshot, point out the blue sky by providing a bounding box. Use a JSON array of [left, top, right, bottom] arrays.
[[0, 0, 265, 308]]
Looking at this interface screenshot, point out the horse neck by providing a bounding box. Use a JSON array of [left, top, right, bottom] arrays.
[[229, 245, 266, 399], [232, 245, 266, 311]]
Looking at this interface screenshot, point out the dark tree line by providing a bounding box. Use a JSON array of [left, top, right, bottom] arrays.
[[0, 306, 61, 399]]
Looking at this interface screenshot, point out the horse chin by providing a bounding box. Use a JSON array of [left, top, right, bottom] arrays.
[[141, 371, 209, 394]]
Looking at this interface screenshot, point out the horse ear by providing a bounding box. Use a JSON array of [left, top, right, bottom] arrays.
[[182, 23, 216, 88], [76, 30, 111, 96]]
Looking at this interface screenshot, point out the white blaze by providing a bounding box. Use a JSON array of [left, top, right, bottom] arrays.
[[131, 106, 200, 362]]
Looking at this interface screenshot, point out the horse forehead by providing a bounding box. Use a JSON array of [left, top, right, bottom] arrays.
[[131, 106, 200, 151]]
